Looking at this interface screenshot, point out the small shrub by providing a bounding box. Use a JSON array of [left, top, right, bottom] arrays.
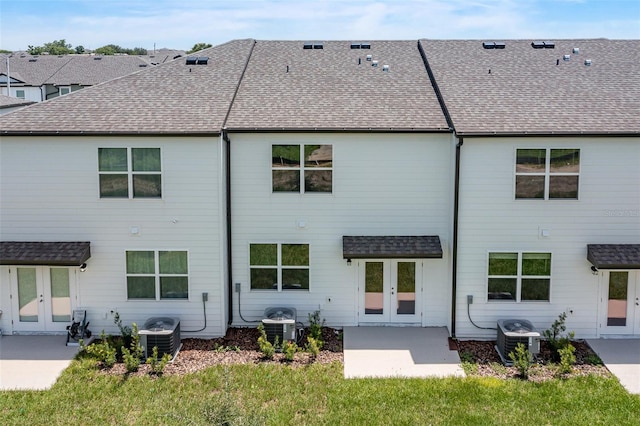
[[558, 343, 576, 375], [585, 353, 603, 365], [257, 324, 275, 359], [121, 323, 144, 373], [146, 346, 172, 375], [509, 343, 532, 379], [543, 312, 575, 361], [459, 351, 474, 363], [306, 336, 321, 359], [307, 310, 325, 349], [113, 311, 132, 347], [83, 331, 117, 368], [282, 340, 299, 362]]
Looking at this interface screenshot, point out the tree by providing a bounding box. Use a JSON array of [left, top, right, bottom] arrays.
[[75, 45, 86, 54], [27, 39, 74, 55], [187, 42, 212, 54], [94, 44, 147, 55]]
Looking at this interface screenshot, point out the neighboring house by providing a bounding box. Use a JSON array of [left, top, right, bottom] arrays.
[[225, 41, 454, 328], [421, 39, 640, 338], [0, 38, 637, 340], [0, 40, 255, 337], [0, 94, 35, 115], [0, 53, 167, 102]]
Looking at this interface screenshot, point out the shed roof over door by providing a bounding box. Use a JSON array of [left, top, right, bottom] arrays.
[[0, 241, 91, 266], [587, 244, 640, 269], [343, 236, 442, 259]]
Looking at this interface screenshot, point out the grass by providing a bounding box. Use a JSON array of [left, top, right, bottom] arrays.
[[1, 359, 639, 425]]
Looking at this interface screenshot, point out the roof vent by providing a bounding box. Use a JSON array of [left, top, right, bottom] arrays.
[[372, 60, 378, 67], [543, 41, 555, 49], [185, 56, 197, 65], [350, 43, 361, 49], [366, 54, 372, 61], [139, 64, 148, 67], [360, 43, 371, 49], [93, 56, 102, 60], [531, 41, 545, 49], [313, 43, 323, 50], [563, 54, 570, 61], [196, 56, 209, 65], [573, 47, 580, 54], [382, 64, 389, 72], [585, 59, 592, 66], [29, 59, 37, 62], [483, 41, 505, 49], [303, 42, 313, 50], [304, 42, 323, 50]]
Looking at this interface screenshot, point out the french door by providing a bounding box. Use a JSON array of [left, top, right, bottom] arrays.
[[600, 271, 639, 335], [358, 260, 421, 324], [10, 266, 75, 332]]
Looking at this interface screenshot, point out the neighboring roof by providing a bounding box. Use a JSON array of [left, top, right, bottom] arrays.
[[343, 236, 443, 259], [43, 55, 152, 86], [0, 55, 72, 86], [0, 94, 35, 109], [587, 244, 640, 269], [0, 241, 91, 266], [0, 39, 256, 135], [420, 39, 640, 135], [226, 40, 450, 132]]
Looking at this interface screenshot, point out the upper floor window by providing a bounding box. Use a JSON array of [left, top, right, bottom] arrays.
[[249, 243, 310, 291], [126, 250, 188, 300], [272, 144, 332, 193], [59, 86, 71, 96], [515, 149, 580, 199], [98, 148, 161, 198], [488, 252, 551, 302], [15, 89, 25, 99]]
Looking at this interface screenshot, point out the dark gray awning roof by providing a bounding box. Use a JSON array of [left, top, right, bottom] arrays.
[[0, 241, 91, 266], [343, 236, 442, 259], [587, 244, 640, 269]]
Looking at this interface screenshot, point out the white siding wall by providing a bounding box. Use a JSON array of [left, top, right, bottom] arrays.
[[456, 136, 640, 339], [0, 136, 227, 337], [1, 87, 42, 102], [230, 133, 454, 328]]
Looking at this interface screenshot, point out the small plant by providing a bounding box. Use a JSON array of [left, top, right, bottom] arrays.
[[213, 343, 241, 353], [557, 343, 576, 375], [459, 351, 474, 363], [307, 310, 325, 349], [306, 336, 321, 359], [83, 331, 117, 368], [543, 312, 575, 361], [121, 323, 144, 373], [257, 323, 276, 359], [146, 346, 172, 375], [585, 353, 603, 366], [282, 340, 299, 362], [509, 343, 532, 379]]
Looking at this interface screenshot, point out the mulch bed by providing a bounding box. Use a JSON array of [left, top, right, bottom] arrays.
[[456, 339, 610, 381], [103, 327, 343, 377]]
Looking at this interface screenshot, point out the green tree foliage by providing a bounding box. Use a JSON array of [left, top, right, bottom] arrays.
[[94, 44, 148, 55], [75, 45, 85, 54], [187, 42, 212, 53], [28, 39, 74, 55]]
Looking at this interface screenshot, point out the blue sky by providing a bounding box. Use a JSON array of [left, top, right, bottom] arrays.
[[1, 0, 638, 51]]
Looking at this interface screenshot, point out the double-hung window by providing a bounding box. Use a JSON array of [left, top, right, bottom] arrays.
[[98, 148, 162, 198], [515, 149, 580, 199], [488, 252, 551, 302], [126, 250, 189, 300], [272, 144, 332, 193], [249, 243, 309, 290]]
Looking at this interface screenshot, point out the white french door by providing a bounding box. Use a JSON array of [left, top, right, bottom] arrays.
[[358, 260, 421, 324], [600, 271, 639, 335], [10, 266, 75, 332]]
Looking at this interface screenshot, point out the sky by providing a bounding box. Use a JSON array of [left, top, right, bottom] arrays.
[[1, 0, 638, 51]]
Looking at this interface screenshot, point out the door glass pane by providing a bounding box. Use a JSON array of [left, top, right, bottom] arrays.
[[50, 268, 71, 322], [396, 262, 415, 315], [607, 272, 628, 326], [17, 268, 38, 322], [365, 262, 384, 314]]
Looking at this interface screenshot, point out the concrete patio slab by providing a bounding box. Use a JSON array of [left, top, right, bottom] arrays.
[[343, 326, 465, 378], [0, 335, 78, 390], [587, 339, 640, 394]]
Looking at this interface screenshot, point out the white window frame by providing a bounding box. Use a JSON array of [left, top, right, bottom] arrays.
[[487, 251, 552, 303], [98, 147, 163, 199], [125, 250, 189, 300], [59, 86, 71, 96], [515, 148, 580, 200], [249, 243, 310, 291], [271, 144, 333, 193]]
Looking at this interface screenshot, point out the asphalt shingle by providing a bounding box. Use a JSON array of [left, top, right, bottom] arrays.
[[0, 241, 91, 266], [343, 236, 443, 259], [587, 244, 640, 269]]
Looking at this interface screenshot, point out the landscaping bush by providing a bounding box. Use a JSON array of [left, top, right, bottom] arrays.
[[509, 343, 532, 379]]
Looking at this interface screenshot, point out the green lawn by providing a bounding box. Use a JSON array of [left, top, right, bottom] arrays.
[[1, 360, 639, 425]]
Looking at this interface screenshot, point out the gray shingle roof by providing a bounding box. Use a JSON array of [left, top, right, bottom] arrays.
[[0, 94, 35, 109], [0, 39, 255, 134], [226, 40, 449, 131], [0, 241, 91, 266], [587, 244, 640, 269], [343, 236, 443, 259], [420, 39, 640, 135], [44, 55, 152, 86]]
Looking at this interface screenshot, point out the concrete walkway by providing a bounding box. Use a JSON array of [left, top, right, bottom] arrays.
[[587, 339, 640, 394], [343, 327, 465, 378], [0, 335, 79, 390]]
